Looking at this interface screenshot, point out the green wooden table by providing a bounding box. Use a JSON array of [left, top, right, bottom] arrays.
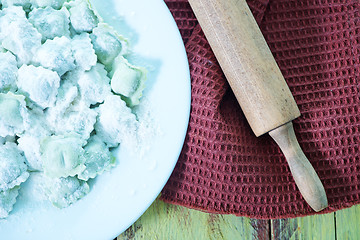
[[117, 198, 359, 239]]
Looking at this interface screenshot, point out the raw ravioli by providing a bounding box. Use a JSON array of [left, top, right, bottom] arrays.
[[110, 55, 147, 107], [18, 135, 43, 171], [42, 176, 89, 208], [90, 23, 127, 67], [0, 51, 18, 92], [40, 134, 86, 178], [33, 36, 75, 76], [52, 102, 98, 140], [78, 135, 115, 181], [0, 142, 29, 191], [71, 33, 97, 70], [0, 92, 28, 137], [1, 15, 42, 65], [0, 186, 19, 219], [30, 0, 66, 9], [66, 0, 98, 33], [28, 7, 70, 42], [0, 6, 26, 41], [1, 0, 31, 9], [77, 63, 111, 106], [46, 79, 79, 128], [17, 65, 61, 109], [95, 95, 138, 147], [18, 109, 51, 171]]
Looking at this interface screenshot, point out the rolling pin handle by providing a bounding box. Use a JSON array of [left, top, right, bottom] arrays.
[[269, 122, 328, 212]]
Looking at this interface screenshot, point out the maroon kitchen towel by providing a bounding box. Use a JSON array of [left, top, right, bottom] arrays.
[[161, 0, 360, 219]]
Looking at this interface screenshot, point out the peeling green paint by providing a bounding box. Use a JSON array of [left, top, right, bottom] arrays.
[[118, 199, 358, 240], [336, 205, 360, 240], [271, 213, 335, 240], [117, 199, 268, 240]]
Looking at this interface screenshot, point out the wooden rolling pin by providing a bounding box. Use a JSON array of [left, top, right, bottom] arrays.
[[188, 0, 328, 211]]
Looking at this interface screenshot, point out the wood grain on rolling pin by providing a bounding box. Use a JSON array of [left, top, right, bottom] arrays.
[[188, 0, 300, 136]]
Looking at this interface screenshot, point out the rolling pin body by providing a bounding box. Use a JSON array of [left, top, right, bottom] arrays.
[[188, 0, 328, 211], [189, 0, 300, 137]]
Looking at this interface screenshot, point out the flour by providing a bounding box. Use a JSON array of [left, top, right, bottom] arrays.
[[131, 97, 161, 159]]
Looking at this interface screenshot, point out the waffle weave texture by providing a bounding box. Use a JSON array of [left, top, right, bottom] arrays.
[[160, 0, 360, 219]]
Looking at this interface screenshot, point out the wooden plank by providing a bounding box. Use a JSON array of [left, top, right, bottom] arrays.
[[335, 204, 360, 239], [117, 198, 270, 240], [271, 213, 335, 240]]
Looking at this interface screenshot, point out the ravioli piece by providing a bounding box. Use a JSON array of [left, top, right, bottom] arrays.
[[17, 65, 61, 109], [66, 0, 98, 33], [78, 135, 115, 181], [71, 33, 97, 70], [42, 176, 89, 208], [110, 55, 147, 107], [28, 7, 70, 42], [0, 142, 29, 192], [52, 103, 97, 140], [0, 51, 18, 92], [30, 0, 66, 9], [18, 109, 51, 171], [95, 95, 138, 147], [1, 16, 42, 65], [0, 92, 28, 137], [0, 186, 19, 219], [45, 79, 78, 128], [0, 5, 25, 18], [23, 105, 51, 138], [90, 23, 128, 67], [77, 63, 111, 106], [18, 135, 42, 171], [1, 0, 31, 10], [33, 36, 75, 76], [0, 6, 26, 41], [40, 134, 86, 178]]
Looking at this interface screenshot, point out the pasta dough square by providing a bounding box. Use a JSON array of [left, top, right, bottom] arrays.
[[0, 52, 18, 92], [90, 23, 128, 67], [41, 176, 89, 208], [17, 65, 61, 109], [66, 0, 98, 33], [0, 92, 29, 137], [33, 36, 76, 76], [95, 95, 138, 147], [30, 0, 66, 10], [76, 63, 111, 106], [1, 14, 41, 65], [110, 55, 147, 107], [71, 33, 97, 70], [28, 7, 70, 42], [78, 135, 115, 181], [40, 134, 86, 178], [0, 186, 19, 219], [0, 142, 29, 192]]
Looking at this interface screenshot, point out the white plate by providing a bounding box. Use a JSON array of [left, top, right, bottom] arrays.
[[0, 0, 191, 239]]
